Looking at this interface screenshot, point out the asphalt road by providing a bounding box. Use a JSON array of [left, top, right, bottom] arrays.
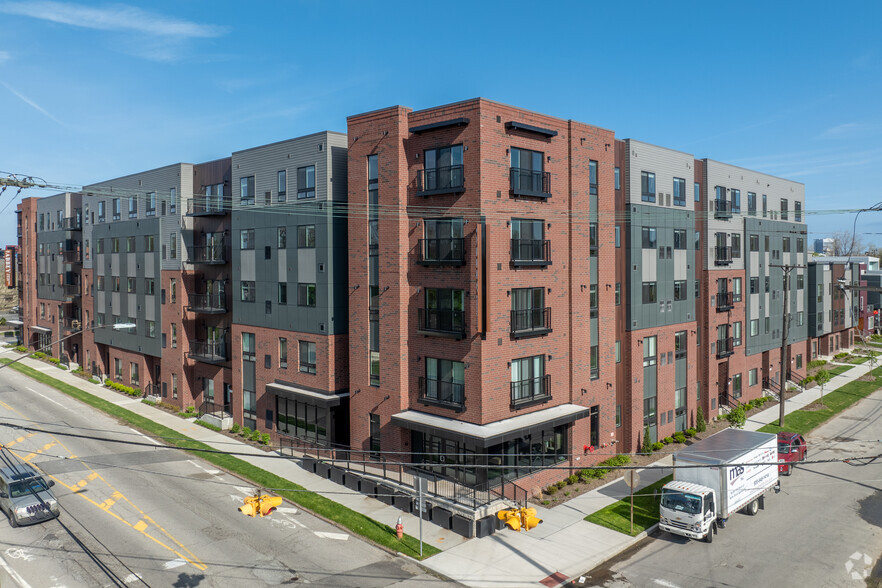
[[0, 363, 455, 587], [575, 387, 882, 588]]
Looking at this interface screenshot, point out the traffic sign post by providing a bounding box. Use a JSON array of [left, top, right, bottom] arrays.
[[414, 476, 428, 558], [625, 471, 640, 536]]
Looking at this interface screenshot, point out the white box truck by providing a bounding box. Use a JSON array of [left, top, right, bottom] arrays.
[[659, 429, 779, 543]]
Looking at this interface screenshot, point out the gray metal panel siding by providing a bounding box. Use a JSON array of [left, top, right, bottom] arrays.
[[91, 219, 162, 357], [623, 139, 696, 211]]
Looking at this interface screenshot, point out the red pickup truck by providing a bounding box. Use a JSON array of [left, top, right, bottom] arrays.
[[777, 432, 807, 475]]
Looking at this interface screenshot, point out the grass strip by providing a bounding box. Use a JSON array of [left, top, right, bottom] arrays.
[[848, 356, 870, 364], [584, 475, 672, 536], [828, 364, 854, 376], [1, 359, 440, 559], [760, 366, 882, 436]]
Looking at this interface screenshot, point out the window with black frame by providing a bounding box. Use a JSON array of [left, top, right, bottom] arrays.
[[420, 145, 463, 194], [422, 218, 464, 263], [511, 218, 547, 262]]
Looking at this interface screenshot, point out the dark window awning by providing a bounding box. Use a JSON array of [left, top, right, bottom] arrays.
[[391, 403, 590, 448], [505, 121, 558, 138], [266, 381, 348, 408], [29, 325, 52, 333], [409, 117, 470, 134]]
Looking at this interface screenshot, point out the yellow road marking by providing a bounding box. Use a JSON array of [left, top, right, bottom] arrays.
[[133, 520, 147, 532], [87, 473, 99, 481], [22, 453, 35, 462]]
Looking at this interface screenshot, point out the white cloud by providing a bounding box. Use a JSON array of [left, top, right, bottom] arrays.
[[0, 1, 227, 38], [0, 81, 65, 126]]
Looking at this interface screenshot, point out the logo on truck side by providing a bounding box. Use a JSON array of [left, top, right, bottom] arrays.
[[728, 465, 745, 482]]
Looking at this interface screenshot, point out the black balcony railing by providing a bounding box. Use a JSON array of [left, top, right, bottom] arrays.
[[187, 198, 227, 216], [62, 250, 82, 264], [63, 283, 81, 297], [188, 243, 226, 264], [418, 377, 465, 410], [714, 199, 732, 219], [187, 292, 227, 314], [61, 216, 82, 231], [714, 246, 733, 266], [511, 374, 551, 407], [62, 317, 82, 332], [416, 165, 465, 196], [417, 308, 466, 337], [715, 291, 734, 311], [510, 168, 551, 198], [510, 307, 552, 338], [188, 340, 227, 364], [510, 239, 551, 266], [716, 337, 734, 359], [418, 238, 465, 265]]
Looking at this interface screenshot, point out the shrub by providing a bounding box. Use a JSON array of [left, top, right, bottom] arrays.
[[725, 405, 746, 429], [696, 406, 707, 433], [834, 352, 849, 359], [673, 432, 686, 444], [261, 433, 270, 446], [808, 359, 828, 369], [542, 500, 551, 505], [195, 420, 221, 432], [685, 428, 696, 437], [241, 427, 251, 438], [663, 436, 673, 445], [556, 480, 567, 490], [104, 380, 139, 396], [89, 377, 100, 384], [0, 317, 6, 326], [564, 491, 570, 497], [801, 375, 815, 386], [230, 423, 240, 434], [567, 474, 578, 485], [141, 398, 156, 406], [652, 442, 664, 451], [48, 357, 60, 365], [32, 352, 46, 359], [14, 346, 27, 353], [250, 429, 261, 442], [641, 425, 652, 454], [545, 485, 557, 495], [579, 473, 591, 484]]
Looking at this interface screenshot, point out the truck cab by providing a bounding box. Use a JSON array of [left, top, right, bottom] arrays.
[[777, 432, 807, 475], [659, 481, 717, 543]]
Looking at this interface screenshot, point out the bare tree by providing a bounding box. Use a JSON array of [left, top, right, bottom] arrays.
[[830, 230, 866, 256]]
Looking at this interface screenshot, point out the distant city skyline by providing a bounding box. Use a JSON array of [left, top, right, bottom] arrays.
[[1, 0, 881, 245]]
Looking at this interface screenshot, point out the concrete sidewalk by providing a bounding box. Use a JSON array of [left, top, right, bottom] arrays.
[[2, 348, 876, 587]]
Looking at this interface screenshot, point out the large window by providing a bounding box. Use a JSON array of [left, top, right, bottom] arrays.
[[511, 355, 547, 404], [240, 176, 255, 205], [424, 288, 464, 333], [673, 177, 686, 206], [242, 332, 255, 361], [731, 189, 741, 213], [276, 396, 328, 446], [511, 287, 548, 334], [642, 282, 657, 304], [423, 218, 464, 262], [673, 229, 687, 250], [511, 218, 546, 262], [240, 281, 255, 302], [642, 227, 657, 249], [748, 192, 756, 215], [298, 225, 315, 248], [422, 145, 464, 193], [674, 280, 687, 301], [298, 283, 316, 307], [240, 229, 255, 250], [297, 166, 315, 199], [279, 339, 288, 368], [510, 147, 548, 196], [424, 357, 464, 407], [112, 198, 121, 220], [299, 340, 316, 374], [643, 336, 657, 366], [641, 171, 656, 202], [589, 160, 598, 195], [146, 192, 156, 216], [277, 170, 287, 202], [674, 331, 687, 359]]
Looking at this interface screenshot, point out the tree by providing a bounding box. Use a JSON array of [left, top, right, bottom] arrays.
[[815, 369, 831, 404], [641, 425, 652, 454], [830, 231, 866, 257], [696, 406, 707, 433]]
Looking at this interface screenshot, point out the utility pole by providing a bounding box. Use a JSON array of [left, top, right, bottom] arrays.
[[772, 264, 804, 427]]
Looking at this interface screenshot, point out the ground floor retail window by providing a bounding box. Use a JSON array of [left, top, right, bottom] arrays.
[[276, 396, 328, 446]]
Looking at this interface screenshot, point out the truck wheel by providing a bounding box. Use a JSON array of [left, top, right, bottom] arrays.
[[705, 525, 713, 543], [746, 499, 759, 516], [786, 464, 793, 476], [7, 511, 17, 528]]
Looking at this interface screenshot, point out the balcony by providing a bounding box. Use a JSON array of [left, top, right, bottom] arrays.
[[510, 307, 552, 338], [510, 168, 551, 198], [61, 216, 82, 231], [188, 340, 227, 364], [188, 243, 226, 265], [511, 239, 551, 266], [62, 317, 82, 333], [187, 198, 227, 216], [418, 377, 465, 411], [715, 291, 734, 311], [511, 374, 551, 408], [418, 238, 465, 266], [187, 292, 227, 314], [417, 308, 466, 338], [716, 337, 734, 359], [714, 199, 732, 219], [416, 165, 465, 197], [714, 246, 733, 266], [63, 283, 81, 298], [62, 250, 82, 264]]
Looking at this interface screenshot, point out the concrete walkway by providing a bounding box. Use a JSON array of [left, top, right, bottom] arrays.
[[1, 348, 876, 587]]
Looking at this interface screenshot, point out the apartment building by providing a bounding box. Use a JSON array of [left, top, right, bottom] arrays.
[[346, 99, 616, 492], [807, 258, 864, 357], [230, 132, 350, 443]]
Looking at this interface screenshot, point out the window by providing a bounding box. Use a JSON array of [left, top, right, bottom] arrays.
[[749, 277, 759, 294], [589, 160, 598, 195], [511, 287, 547, 333], [85, 240, 90, 261], [242, 332, 255, 361], [641, 171, 656, 202], [781, 198, 789, 220], [616, 340, 621, 363], [749, 368, 758, 386], [795, 201, 802, 222], [275, 227, 287, 249], [298, 283, 316, 307], [796, 353, 803, 370], [297, 166, 316, 199], [764, 316, 770, 334], [145, 279, 156, 295], [240, 281, 255, 302], [783, 237, 791, 253], [510, 147, 547, 195], [798, 311, 804, 326], [96, 275, 105, 290], [114, 358, 122, 380], [112, 198, 120, 220], [797, 238, 804, 253], [98, 201, 106, 222], [128, 196, 137, 218], [112, 277, 120, 292], [40, 303, 45, 319], [146, 320, 156, 338], [588, 284, 598, 318], [170, 278, 176, 303], [298, 225, 316, 248], [240, 229, 254, 250], [642, 282, 657, 304], [169, 187, 176, 214], [278, 170, 287, 201], [511, 355, 547, 404], [111, 238, 120, 253], [674, 331, 687, 359], [171, 323, 177, 348], [615, 282, 621, 306], [732, 373, 742, 399], [590, 345, 599, 379], [750, 319, 759, 336], [731, 234, 741, 258], [733, 277, 742, 301], [614, 167, 621, 190], [674, 280, 687, 301], [126, 236, 136, 253], [694, 182, 700, 202], [96, 239, 105, 254], [749, 234, 759, 251], [673, 177, 686, 206], [240, 176, 255, 205], [146, 192, 156, 216], [297, 340, 316, 374], [615, 225, 621, 248], [748, 192, 756, 215], [673, 229, 687, 250], [765, 276, 770, 293], [643, 336, 657, 366], [169, 233, 177, 259], [731, 189, 741, 213], [145, 235, 155, 252], [642, 227, 657, 249], [733, 321, 742, 346], [762, 194, 768, 217], [589, 223, 597, 256]]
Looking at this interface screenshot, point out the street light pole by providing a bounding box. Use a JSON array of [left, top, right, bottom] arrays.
[[1, 323, 135, 371]]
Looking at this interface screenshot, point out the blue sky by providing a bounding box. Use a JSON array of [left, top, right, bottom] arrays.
[[1, 0, 881, 247]]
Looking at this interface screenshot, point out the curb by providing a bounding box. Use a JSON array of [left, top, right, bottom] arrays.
[[563, 524, 659, 587]]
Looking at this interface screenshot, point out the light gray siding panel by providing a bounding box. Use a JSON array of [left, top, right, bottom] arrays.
[[298, 249, 316, 283]]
